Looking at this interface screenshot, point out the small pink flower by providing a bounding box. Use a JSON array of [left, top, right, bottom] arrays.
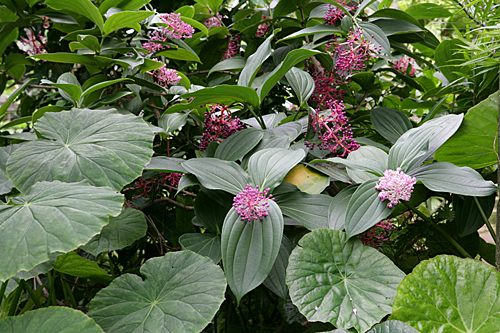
[[223, 35, 241, 60], [359, 219, 394, 248], [19, 29, 47, 57], [233, 184, 274, 221], [324, 1, 358, 26], [149, 60, 181, 87], [200, 104, 244, 150], [375, 168, 417, 208], [256, 15, 270, 37], [392, 56, 417, 76], [143, 13, 194, 53], [204, 14, 223, 29]]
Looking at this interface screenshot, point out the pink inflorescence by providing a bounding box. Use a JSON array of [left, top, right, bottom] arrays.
[[359, 220, 394, 248], [143, 13, 194, 52], [233, 184, 274, 221], [324, 0, 358, 26], [200, 104, 244, 150], [204, 13, 223, 29], [256, 16, 270, 37], [19, 30, 47, 57], [375, 168, 417, 208], [149, 60, 181, 87], [392, 56, 417, 76], [223, 35, 241, 59]]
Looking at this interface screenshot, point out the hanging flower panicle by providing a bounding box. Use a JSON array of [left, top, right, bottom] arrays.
[[223, 34, 241, 59], [19, 29, 47, 57], [392, 56, 417, 76], [200, 104, 244, 150], [359, 220, 394, 248], [143, 13, 195, 52], [256, 16, 270, 37], [375, 168, 417, 208], [233, 184, 274, 221], [324, 1, 358, 26]]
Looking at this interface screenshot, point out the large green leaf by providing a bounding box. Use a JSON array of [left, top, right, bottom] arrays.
[[158, 112, 190, 135], [7, 108, 154, 193], [408, 162, 498, 196], [406, 3, 452, 19], [31, 53, 132, 69], [248, 148, 305, 191], [182, 158, 248, 195], [263, 235, 293, 300], [391, 255, 500, 332], [104, 11, 153, 36], [367, 321, 419, 333], [0, 307, 103, 333], [0, 181, 122, 282], [346, 146, 388, 183], [329, 185, 357, 230], [214, 127, 264, 161], [144, 156, 186, 173], [274, 183, 331, 230], [208, 56, 246, 76], [179, 233, 221, 264], [285, 67, 315, 107], [286, 229, 405, 333], [371, 107, 413, 144], [55, 251, 112, 284], [345, 179, 394, 239], [99, 0, 151, 14], [435, 92, 499, 169], [358, 21, 391, 54], [46, 0, 104, 33], [156, 48, 201, 63], [221, 201, 283, 304], [238, 33, 274, 87], [0, 145, 18, 195], [434, 39, 469, 83], [453, 194, 496, 237], [82, 208, 148, 256], [88, 251, 226, 332]]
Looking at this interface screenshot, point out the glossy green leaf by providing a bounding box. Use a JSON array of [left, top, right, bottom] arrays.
[[238, 33, 274, 87], [286, 229, 405, 333], [406, 3, 452, 20], [221, 201, 283, 304], [99, 0, 151, 14], [81, 78, 132, 98], [156, 48, 201, 63], [263, 235, 293, 300], [55, 252, 112, 284], [435, 92, 498, 169], [453, 194, 496, 237], [0, 307, 104, 333], [181, 16, 208, 36], [329, 185, 357, 230], [346, 146, 388, 183], [208, 56, 246, 76], [182, 158, 248, 195], [82, 208, 148, 256], [40, 79, 82, 105], [388, 114, 463, 172], [214, 127, 264, 161], [434, 39, 469, 83], [345, 179, 394, 238], [0, 79, 33, 118], [179, 233, 221, 264], [7, 108, 154, 193], [273, 0, 297, 17], [88, 251, 226, 332], [257, 49, 321, 102], [285, 67, 315, 107], [370, 18, 423, 36], [0, 181, 122, 282], [248, 148, 305, 191], [367, 320, 419, 333], [158, 112, 190, 135], [392, 255, 500, 333], [408, 162, 498, 196], [274, 182, 331, 230], [31, 53, 132, 69], [369, 8, 422, 28], [358, 21, 391, 54], [279, 24, 342, 41], [144, 156, 186, 173], [371, 107, 413, 144], [46, 0, 104, 33], [104, 11, 153, 35], [0, 145, 17, 195]]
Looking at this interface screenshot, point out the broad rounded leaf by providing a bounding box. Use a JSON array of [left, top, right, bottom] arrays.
[[367, 320, 419, 333], [392, 255, 500, 333], [371, 107, 413, 144], [263, 235, 293, 300], [248, 148, 305, 191], [286, 229, 405, 333], [179, 233, 221, 264], [82, 208, 148, 256], [88, 251, 226, 333], [7, 108, 154, 193], [0, 181, 122, 282], [409, 162, 498, 196], [0, 307, 103, 333], [345, 179, 394, 239], [182, 158, 248, 195], [221, 201, 284, 304]]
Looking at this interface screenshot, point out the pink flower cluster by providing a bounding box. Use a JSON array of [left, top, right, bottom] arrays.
[[149, 59, 181, 88], [359, 220, 394, 248], [223, 35, 241, 60], [233, 184, 274, 221], [324, 0, 358, 26], [375, 168, 417, 208], [200, 104, 244, 150], [143, 13, 195, 52], [392, 56, 417, 76], [256, 16, 270, 37], [19, 30, 47, 57], [204, 13, 223, 29]]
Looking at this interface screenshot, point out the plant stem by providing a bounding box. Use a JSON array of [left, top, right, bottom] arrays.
[[0, 280, 8, 304], [20, 279, 42, 309], [473, 196, 496, 243], [60, 273, 77, 308], [236, 306, 249, 333], [7, 284, 22, 316], [402, 202, 472, 258], [47, 271, 57, 306]]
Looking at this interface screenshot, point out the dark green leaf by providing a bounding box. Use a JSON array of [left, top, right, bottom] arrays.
[[406, 3, 452, 20], [329, 185, 357, 230], [434, 39, 469, 83], [0, 79, 33, 118], [370, 18, 423, 36], [279, 24, 342, 41], [263, 235, 293, 300], [179, 233, 221, 264], [46, 0, 104, 33], [208, 56, 246, 76], [194, 189, 232, 234], [55, 252, 112, 284], [238, 33, 274, 87], [214, 128, 264, 161], [358, 21, 391, 54], [453, 194, 496, 237], [158, 112, 190, 135], [371, 107, 413, 144], [99, 0, 151, 14], [286, 229, 405, 333], [156, 48, 201, 63]]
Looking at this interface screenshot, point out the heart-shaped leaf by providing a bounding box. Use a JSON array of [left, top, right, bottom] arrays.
[[286, 229, 405, 333], [391, 255, 500, 333], [0, 307, 103, 333], [88, 251, 226, 332], [7, 108, 154, 193], [0, 181, 122, 282], [221, 201, 283, 304], [82, 208, 148, 256]]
